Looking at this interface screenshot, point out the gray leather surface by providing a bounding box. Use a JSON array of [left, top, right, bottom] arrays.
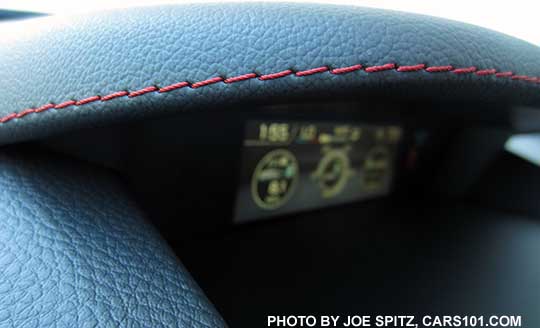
[[0, 3, 539, 144], [0, 148, 227, 327]]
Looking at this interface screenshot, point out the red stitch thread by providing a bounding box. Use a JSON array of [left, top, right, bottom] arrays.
[[259, 69, 293, 80], [76, 95, 101, 106], [3, 63, 539, 125], [54, 100, 76, 109], [476, 69, 497, 76], [16, 109, 36, 118], [224, 73, 258, 83], [330, 64, 363, 74], [129, 86, 158, 98], [365, 63, 396, 73], [452, 67, 477, 74], [158, 82, 190, 93], [426, 65, 454, 72], [397, 64, 426, 72], [495, 71, 513, 77], [295, 66, 329, 77], [102, 91, 129, 101], [0, 113, 17, 123], [191, 77, 224, 89], [34, 104, 55, 113]]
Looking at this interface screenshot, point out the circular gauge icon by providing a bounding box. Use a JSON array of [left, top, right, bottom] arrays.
[[312, 148, 354, 198], [363, 146, 391, 190], [251, 149, 299, 210]]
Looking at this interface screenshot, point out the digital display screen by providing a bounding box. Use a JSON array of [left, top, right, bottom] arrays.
[[234, 121, 402, 222]]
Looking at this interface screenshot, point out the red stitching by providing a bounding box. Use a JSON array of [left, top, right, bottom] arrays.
[[397, 64, 425, 72], [191, 77, 224, 89], [364, 63, 396, 73], [3, 63, 539, 125], [54, 100, 76, 109], [495, 71, 513, 78], [158, 82, 190, 93], [452, 66, 477, 74], [224, 73, 258, 83], [295, 66, 329, 77], [16, 109, 36, 118], [0, 113, 17, 123], [76, 95, 101, 106], [426, 65, 454, 72], [129, 86, 158, 98], [34, 104, 55, 113], [330, 64, 363, 74], [476, 69, 497, 76], [102, 91, 129, 101], [259, 69, 293, 80]]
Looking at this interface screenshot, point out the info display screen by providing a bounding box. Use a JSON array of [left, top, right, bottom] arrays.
[[234, 121, 402, 222]]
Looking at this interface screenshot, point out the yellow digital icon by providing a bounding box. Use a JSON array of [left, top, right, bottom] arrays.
[[299, 124, 317, 142], [311, 147, 354, 198], [318, 133, 332, 144], [362, 146, 391, 191], [333, 125, 350, 142], [251, 149, 299, 210], [258, 123, 290, 143]]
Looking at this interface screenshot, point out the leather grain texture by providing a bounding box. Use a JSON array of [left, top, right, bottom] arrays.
[[0, 149, 227, 327], [1, 3, 540, 144]]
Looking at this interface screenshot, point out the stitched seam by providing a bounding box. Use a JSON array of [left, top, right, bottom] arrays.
[[3, 63, 539, 125]]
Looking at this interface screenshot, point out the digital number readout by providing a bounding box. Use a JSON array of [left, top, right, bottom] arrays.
[[234, 121, 402, 222]]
